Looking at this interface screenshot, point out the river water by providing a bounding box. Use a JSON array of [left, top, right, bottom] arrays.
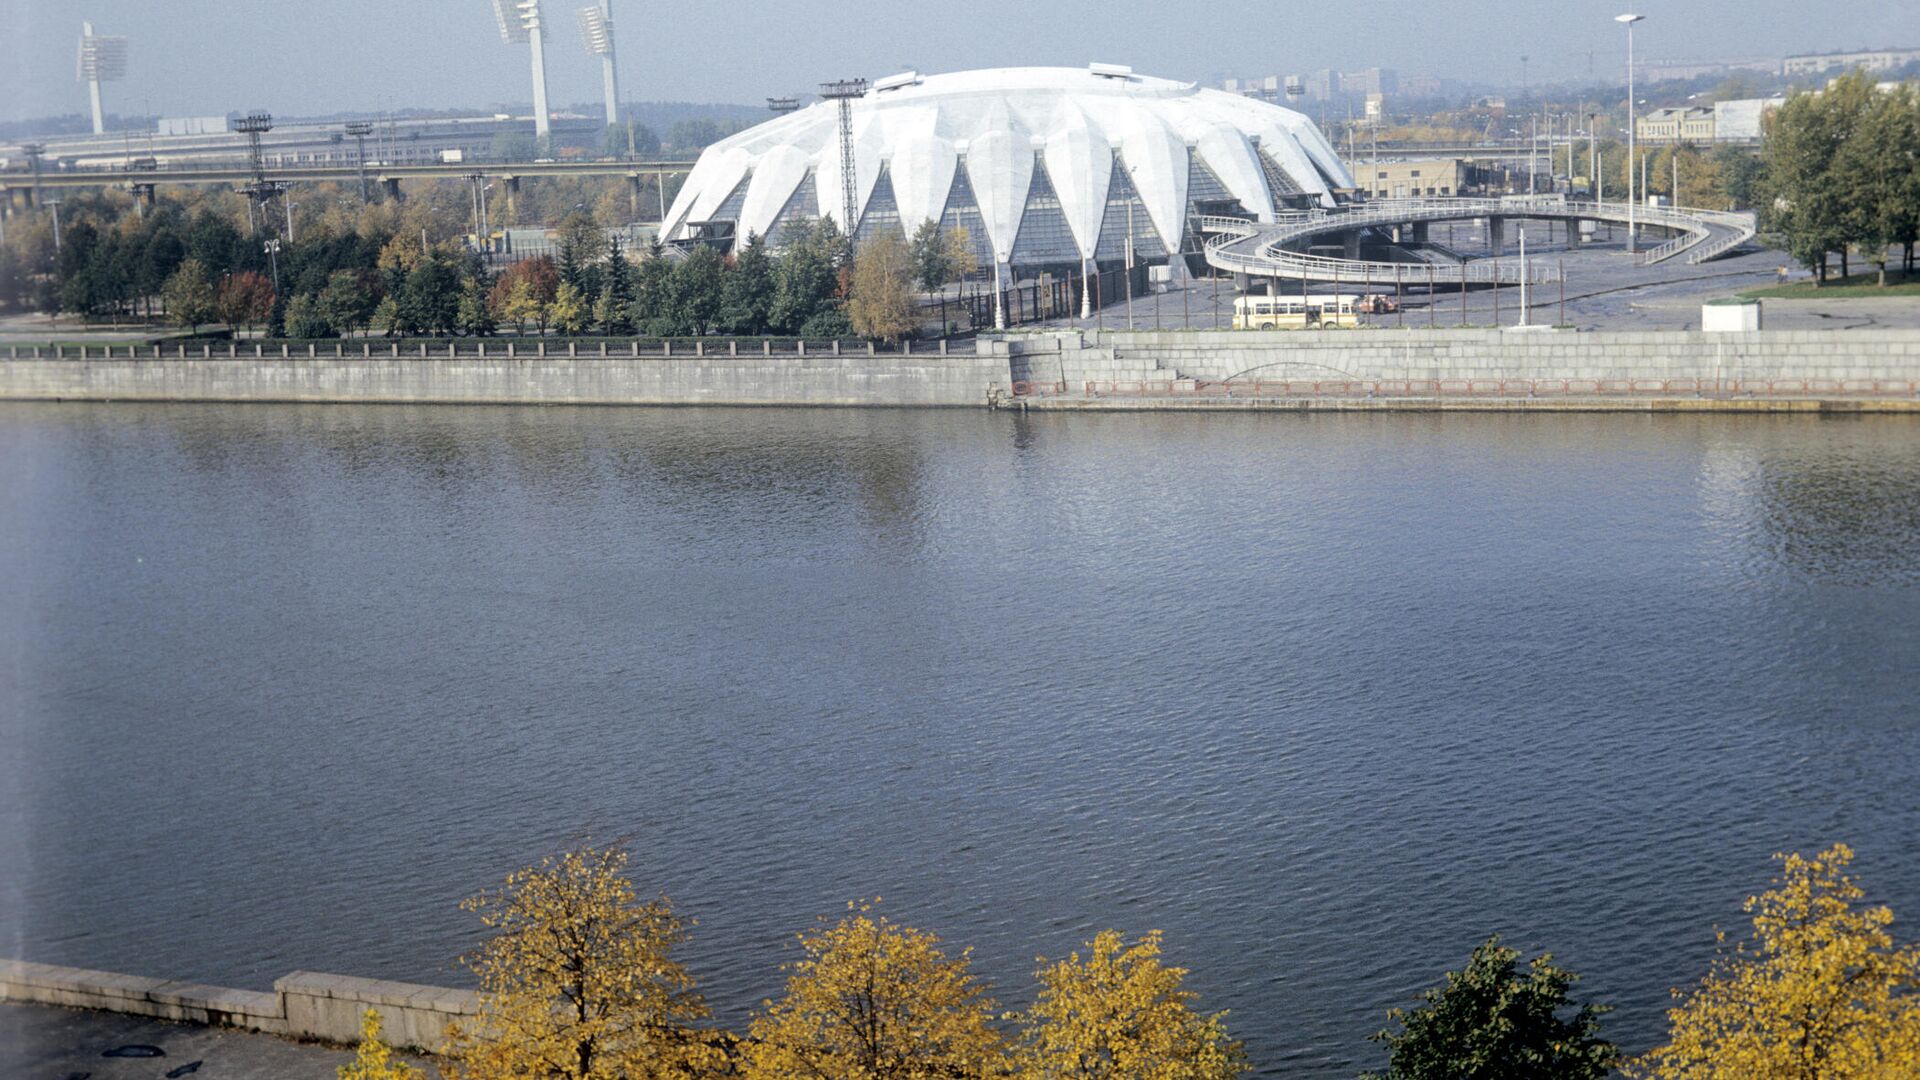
[[3, 403, 1917, 1075]]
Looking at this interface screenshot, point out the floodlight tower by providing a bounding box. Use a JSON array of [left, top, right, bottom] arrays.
[[767, 97, 801, 115], [818, 79, 868, 239], [344, 120, 374, 202], [494, 0, 552, 143], [235, 112, 280, 236], [578, 1, 619, 127], [77, 22, 129, 136]]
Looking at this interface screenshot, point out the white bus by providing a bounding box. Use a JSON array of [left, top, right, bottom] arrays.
[[1232, 294, 1363, 330]]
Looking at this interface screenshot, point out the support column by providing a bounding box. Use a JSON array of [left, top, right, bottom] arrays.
[[1409, 221, 1429, 243], [1488, 216, 1506, 257], [502, 176, 520, 224], [628, 174, 643, 220], [381, 177, 404, 202], [1566, 219, 1584, 249], [1343, 231, 1362, 260]]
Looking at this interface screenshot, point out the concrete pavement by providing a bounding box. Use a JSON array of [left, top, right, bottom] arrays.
[[1, 1001, 427, 1080]]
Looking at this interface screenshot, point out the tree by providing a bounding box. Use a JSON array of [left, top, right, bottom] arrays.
[[548, 280, 591, 336], [671, 246, 726, 335], [1363, 936, 1615, 1080], [1762, 74, 1875, 282], [848, 230, 917, 342], [596, 234, 634, 335], [456, 272, 496, 336], [217, 271, 276, 335], [501, 277, 547, 335], [397, 258, 460, 335], [1017, 929, 1247, 1080], [284, 292, 334, 338], [444, 845, 719, 1080], [372, 295, 403, 337], [160, 258, 218, 333], [945, 225, 980, 284], [1626, 844, 1920, 1080], [910, 219, 954, 293], [742, 903, 1005, 1080], [1838, 83, 1920, 284], [721, 232, 776, 334], [318, 269, 377, 336], [769, 220, 843, 333], [339, 1007, 421, 1080], [557, 211, 604, 298]]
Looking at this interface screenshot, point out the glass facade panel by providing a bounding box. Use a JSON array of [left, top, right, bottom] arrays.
[[1010, 158, 1084, 266]]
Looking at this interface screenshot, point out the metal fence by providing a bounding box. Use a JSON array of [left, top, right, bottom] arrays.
[[8, 336, 980, 360]]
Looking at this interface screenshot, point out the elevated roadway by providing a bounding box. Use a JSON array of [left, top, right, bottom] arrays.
[[0, 158, 697, 205], [1200, 196, 1757, 287]]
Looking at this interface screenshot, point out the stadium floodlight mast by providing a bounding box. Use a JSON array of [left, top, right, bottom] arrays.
[[234, 112, 283, 235], [577, 1, 619, 127], [818, 79, 869, 247], [1616, 12, 1645, 253], [767, 97, 801, 115], [494, 0, 552, 143], [76, 22, 128, 136], [344, 121, 375, 203]]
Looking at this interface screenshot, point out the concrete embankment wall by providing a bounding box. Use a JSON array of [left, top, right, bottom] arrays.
[[1, 958, 477, 1051], [0, 353, 1010, 407], [1080, 328, 1920, 386]]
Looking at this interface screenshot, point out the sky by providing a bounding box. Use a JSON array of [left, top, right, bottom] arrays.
[[4, 0, 1919, 123]]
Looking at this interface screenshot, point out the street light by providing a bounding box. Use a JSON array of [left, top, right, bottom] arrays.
[[1616, 13, 1645, 253], [264, 238, 282, 295]]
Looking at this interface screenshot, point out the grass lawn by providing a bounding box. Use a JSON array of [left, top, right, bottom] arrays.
[[1741, 269, 1920, 299]]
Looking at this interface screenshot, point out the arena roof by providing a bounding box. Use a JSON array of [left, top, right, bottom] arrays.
[[662, 65, 1356, 267]]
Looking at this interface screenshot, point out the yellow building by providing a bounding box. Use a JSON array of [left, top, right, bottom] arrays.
[[1360, 159, 1465, 199], [1636, 107, 1716, 144]]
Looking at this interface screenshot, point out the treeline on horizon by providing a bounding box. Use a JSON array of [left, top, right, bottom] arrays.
[[329, 841, 1920, 1080]]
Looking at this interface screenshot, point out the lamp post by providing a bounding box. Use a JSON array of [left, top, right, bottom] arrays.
[[1616, 13, 1644, 253], [264, 238, 281, 296], [1125, 166, 1138, 331]]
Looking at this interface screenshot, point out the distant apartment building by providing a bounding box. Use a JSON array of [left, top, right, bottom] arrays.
[[1340, 67, 1398, 98], [1225, 68, 1400, 105], [1398, 74, 1443, 98], [1636, 106, 1716, 143], [1783, 47, 1920, 77], [1638, 57, 1778, 83]]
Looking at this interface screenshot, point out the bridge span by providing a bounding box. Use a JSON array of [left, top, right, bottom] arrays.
[[0, 158, 698, 211], [1200, 196, 1757, 288]]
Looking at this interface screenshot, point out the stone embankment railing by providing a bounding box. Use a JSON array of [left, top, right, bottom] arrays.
[[1, 958, 478, 1051], [4, 336, 975, 361]]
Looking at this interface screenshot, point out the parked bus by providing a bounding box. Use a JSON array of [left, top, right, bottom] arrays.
[[1232, 294, 1364, 329]]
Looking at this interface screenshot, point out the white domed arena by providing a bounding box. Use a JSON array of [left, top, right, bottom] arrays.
[[661, 65, 1355, 282]]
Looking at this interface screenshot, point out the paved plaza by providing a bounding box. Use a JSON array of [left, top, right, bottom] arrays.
[[1, 1001, 427, 1080]]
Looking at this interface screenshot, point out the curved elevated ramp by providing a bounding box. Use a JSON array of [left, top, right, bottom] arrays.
[[1199, 197, 1756, 286]]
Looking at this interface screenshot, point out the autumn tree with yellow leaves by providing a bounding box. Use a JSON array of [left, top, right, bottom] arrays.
[[339, 1007, 421, 1080], [1627, 844, 1920, 1080], [442, 845, 723, 1080], [1016, 929, 1246, 1080], [741, 902, 1007, 1080]]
